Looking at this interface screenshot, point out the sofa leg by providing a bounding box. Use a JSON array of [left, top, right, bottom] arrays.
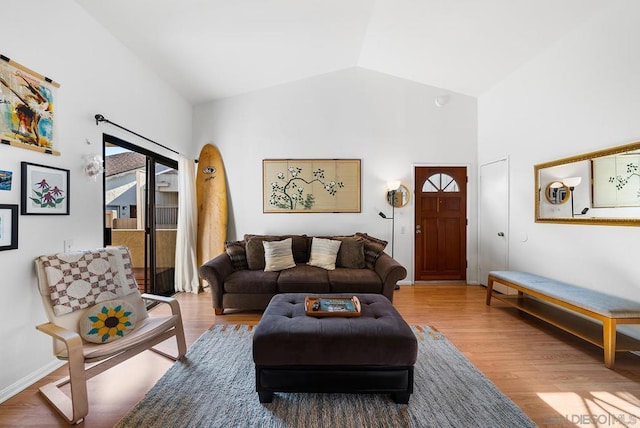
[[214, 308, 224, 315]]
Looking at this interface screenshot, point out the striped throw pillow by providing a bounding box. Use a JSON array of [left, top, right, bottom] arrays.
[[307, 237, 342, 270], [263, 238, 296, 272]]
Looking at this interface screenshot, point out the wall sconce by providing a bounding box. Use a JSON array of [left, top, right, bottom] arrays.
[[563, 176, 582, 217]]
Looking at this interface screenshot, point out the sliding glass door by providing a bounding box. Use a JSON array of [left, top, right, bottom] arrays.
[[103, 134, 178, 296]]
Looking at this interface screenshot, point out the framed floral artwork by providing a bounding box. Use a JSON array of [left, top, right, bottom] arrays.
[[21, 162, 69, 215], [0, 204, 18, 250], [263, 159, 361, 213]]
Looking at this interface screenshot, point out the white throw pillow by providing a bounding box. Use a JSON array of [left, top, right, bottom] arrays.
[[263, 238, 296, 272], [79, 300, 137, 343], [307, 237, 342, 270]]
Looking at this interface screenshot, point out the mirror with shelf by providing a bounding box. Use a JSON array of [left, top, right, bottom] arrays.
[[535, 141, 640, 226]]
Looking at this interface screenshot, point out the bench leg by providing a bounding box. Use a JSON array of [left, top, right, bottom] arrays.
[[603, 318, 617, 369], [486, 277, 494, 305]]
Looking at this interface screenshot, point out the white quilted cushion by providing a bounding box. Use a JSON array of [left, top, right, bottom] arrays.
[[39, 247, 138, 316]]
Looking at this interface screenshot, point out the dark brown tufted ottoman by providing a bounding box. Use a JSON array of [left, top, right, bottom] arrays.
[[252, 293, 418, 404]]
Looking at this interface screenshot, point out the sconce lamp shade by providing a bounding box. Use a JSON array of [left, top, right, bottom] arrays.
[[563, 176, 582, 188], [387, 180, 402, 191]]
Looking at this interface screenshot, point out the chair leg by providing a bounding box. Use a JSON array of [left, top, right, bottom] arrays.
[[39, 355, 88, 424], [174, 318, 187, 359]]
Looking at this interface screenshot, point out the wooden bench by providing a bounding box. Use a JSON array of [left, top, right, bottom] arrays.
[[486, 271, 640, 368]]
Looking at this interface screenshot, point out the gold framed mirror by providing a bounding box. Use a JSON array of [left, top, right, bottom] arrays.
[[387, 184, 410, 208], [535, 141, 640, 226]]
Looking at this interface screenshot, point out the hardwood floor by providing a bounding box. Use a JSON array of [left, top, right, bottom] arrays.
[[2, 285, 639, 427]]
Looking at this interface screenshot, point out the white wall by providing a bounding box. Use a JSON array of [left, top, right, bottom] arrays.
[[0, 0, 192, 400], [478, 1, 640, 309], [193, 67, 478, 283]]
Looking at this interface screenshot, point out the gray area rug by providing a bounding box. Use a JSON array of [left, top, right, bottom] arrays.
[[115, 325, 535, 428]]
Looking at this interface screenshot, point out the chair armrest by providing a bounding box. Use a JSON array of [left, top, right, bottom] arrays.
[[36, 322, 84, 361], [36, 322, 82, 344], [199, 252, 235, 310], [374, 253, 407, 302], [142, 293, 182, 316]]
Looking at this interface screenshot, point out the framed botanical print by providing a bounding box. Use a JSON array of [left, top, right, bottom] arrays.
[[21, 162, 69, 215], [263, 159, 361, 213], [0, 204, 18, 250]]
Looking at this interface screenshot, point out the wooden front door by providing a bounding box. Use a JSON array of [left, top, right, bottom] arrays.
[[414, 166, 467, 281]]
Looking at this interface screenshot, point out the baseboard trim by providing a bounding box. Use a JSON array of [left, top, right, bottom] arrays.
[[0, 359, 65, 404]]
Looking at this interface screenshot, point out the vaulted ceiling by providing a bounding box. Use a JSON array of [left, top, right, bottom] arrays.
[[75, 0, 609, 105]]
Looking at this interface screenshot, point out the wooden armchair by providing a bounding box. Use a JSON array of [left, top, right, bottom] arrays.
[[34, 246, 186, 424]]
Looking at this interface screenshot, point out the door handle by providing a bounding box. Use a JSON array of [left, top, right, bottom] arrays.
[[416, 225, 421, 234], [497, 232, 505, 237]]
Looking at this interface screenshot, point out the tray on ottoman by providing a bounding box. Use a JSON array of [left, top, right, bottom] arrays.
[[304, 295, 361, 317], [252, 293, 418, 404]]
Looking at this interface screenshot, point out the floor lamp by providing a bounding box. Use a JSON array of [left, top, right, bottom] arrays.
[[378, 180, 402, 290]]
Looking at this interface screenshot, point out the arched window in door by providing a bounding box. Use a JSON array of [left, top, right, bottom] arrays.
[[421, 173, 460, 193]]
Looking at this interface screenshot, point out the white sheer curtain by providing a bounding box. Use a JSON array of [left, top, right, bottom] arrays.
[[175, 155, 200, 293]]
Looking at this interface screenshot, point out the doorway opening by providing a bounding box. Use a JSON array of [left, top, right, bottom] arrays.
[[103, 134, 178, 296]]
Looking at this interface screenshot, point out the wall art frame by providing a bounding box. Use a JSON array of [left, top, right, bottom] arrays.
[[21, 161, 69, 215], [263, 159, 361, 213], [0, 54, 60, 156], [0, 204, 18, 250]]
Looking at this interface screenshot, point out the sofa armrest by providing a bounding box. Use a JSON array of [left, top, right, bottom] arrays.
[[374, 253, 407, 302], [199, 253, 235, 312]]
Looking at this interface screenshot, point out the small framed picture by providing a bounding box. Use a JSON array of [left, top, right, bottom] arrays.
[[0, 204, 18, 250], [21, 162, 70, 215]]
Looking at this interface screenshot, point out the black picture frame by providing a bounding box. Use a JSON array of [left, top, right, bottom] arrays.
[[21, 162, 70, 215], [0, 204, 18, 250]]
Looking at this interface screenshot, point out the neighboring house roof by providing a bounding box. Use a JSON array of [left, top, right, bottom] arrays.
[[106, 152, 146, 177]]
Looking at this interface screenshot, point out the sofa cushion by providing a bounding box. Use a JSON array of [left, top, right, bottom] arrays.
[[245, 234, 310, 269], [224, 270, 279, 294], [307, 237, 341, 270], [277, 264, 330, 293], [355, 232, 388, 269], [328, 268, 383, 294], [263, 238, 296, 272], [225, 240, 248, 270], [335, 237, 366, 269]]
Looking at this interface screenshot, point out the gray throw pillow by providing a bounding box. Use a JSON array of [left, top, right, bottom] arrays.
[[355, 232, 388, 269], [336, 237, 366, 269], [225, 240, 248, 270]]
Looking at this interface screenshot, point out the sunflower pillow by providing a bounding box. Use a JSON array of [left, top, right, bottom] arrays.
[[79, 300, 137, 343]]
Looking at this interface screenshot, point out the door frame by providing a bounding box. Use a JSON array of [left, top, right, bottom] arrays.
[[412, 162, 473, 284], [102, 133, 178, 295]]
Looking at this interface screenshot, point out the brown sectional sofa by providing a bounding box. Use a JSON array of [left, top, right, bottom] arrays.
[[199, 233, 407, 314]]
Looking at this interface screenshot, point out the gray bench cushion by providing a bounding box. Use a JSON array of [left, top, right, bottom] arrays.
[[253, 293, 417, 366], [490, 271, 640, 318]]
